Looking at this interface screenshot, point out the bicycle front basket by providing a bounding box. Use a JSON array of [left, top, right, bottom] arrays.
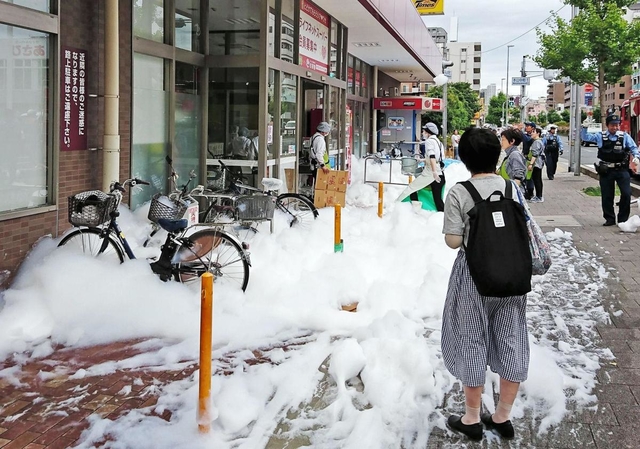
[[68, 190, 118, 227], [148, 193, 189, 223], [207, 167, 227, 192], [235, 195, 276, 220]]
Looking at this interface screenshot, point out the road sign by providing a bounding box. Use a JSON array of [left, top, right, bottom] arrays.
[[512, 77, 530, 85]]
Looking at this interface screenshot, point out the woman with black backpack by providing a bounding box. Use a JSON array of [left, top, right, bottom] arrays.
[[440, 127, 532, 442]]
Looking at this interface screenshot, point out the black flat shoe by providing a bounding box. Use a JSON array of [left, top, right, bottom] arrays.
[[481, 413, 514, 439], [446, 415, 483, 441], [603, 221, 616, 227]]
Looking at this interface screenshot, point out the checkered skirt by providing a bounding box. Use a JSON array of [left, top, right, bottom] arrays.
[[441, 250, 530, 387]]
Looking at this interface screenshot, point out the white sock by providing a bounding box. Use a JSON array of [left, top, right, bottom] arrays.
[[461, 404, 480, 425], [493, 400, 513, 423]]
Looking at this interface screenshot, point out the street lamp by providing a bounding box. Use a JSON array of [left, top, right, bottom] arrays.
[[501, 78, 505, 94], [506, 45, 514, 123]]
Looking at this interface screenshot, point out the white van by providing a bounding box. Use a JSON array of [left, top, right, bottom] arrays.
[[581, 123, 602, 146]]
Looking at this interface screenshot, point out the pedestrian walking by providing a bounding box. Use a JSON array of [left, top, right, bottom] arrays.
[[498, 128, 527, 185], [525, 127, 545, 202], [542, 124, 563, 180], [416, 122, 446, 212], [441, 127, 530, 442], [581, 114, 639, 226], [310, 121, 331, 178], [451, 129, 461, 160]]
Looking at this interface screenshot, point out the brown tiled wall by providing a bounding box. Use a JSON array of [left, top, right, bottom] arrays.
[[0, 0, 132, 290]]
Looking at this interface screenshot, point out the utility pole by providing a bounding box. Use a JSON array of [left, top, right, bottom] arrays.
[[442, 46, 453, 148], [520, 56, 526, 123], [570, 5, 581, 176]]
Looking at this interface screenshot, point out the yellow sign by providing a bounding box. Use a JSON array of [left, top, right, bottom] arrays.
[[413, 0, 444, 15]]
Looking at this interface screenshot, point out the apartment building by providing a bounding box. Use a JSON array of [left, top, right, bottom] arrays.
[[446, 41, 481, 91], [546, 82, 566, 111]]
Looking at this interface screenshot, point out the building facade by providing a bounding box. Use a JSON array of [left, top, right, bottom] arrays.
[[603, 76, 632, 115], [546, 81, 566, 111], [446, 41, 481, 91], [0, 0, 441, 289]]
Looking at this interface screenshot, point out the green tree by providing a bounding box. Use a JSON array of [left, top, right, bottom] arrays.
[[486, 92, 508, 126], [547, 110, 562, 124], [537, 111, 548, 126], [591, 105, 601, 123], [535, 0, 640, 125], [561, 109, 571, 122], [422, 83, 480, 133]]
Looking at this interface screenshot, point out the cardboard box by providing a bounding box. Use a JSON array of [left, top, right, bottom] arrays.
[[284, 168, 295, 192], [313, 170, 348, 208]]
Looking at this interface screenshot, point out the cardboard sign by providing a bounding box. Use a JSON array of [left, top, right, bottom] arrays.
[[314, 170, 348, 208]]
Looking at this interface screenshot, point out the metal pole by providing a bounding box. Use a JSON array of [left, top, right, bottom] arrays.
[[103, 0, 120, 191], [506, 45, 514, 125], [442, 46, 448, 146], [571, 6, 581, 176], [520, 56, 526, 123]]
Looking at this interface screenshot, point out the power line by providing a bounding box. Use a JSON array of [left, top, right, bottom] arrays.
[[480, 4, 568, 54]]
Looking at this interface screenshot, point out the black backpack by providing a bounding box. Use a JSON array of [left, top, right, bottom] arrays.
[[461, 179, 532, 297]]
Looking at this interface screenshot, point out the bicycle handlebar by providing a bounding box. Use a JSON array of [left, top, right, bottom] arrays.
[[110, 178, 150, 193]]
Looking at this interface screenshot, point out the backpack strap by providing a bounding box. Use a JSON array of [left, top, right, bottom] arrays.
[[461, 180, 483, 204], [504, 178, 512, 199]]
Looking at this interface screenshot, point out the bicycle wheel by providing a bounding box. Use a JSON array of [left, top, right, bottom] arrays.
[[174, 229, 250, 291], [276, 193, 319, 229], [58, 228, 124, 263]]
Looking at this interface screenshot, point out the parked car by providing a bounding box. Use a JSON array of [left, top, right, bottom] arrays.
[[581, 123, 602, 146], [284, 120, 296, 135]]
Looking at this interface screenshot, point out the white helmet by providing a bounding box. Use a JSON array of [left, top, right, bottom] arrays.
[[423, 122, 439, 135], [317, 122, 331, 133]]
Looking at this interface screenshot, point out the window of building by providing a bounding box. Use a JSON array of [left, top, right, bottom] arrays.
[[175, 0, 201, 52], [174, 62, 201, 187], [620, 81, 625, 87], [619, 93, 625, 99], [474, 57, 481, 63], [134, 0, 165, 43], [461, 71, 466, 74], [209, 0, 262, 55], [474, 44, 481, 51], [0, 24, 50, 214], [473, 79, 480, 85], [132, 53, 169, 208], [0, 0, 49, 12], [460, 59, 466, 64], [461, 48, 467, 52], [474, 68, 480, 74]]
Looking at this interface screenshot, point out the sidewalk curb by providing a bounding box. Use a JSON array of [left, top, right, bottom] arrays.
[[578, 164, 640, 197]]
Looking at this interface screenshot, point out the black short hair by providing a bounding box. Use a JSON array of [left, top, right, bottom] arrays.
[[458, 127, 501, 174], [500, 128, 522, 146]]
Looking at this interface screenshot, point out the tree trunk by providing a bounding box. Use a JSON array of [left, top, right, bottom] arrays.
[[598, 64, 606, 130]]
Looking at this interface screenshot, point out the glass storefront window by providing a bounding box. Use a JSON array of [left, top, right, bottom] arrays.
[[134, 0, 164, 43], [361, 63, 369, 98], [280, 73, 297, 156], [208, 0, 262, 56], [267, 69, 276, 159], [132, 53, 169, 208], [281, 0, 295, 63], [174, 62, 201, 186], [268, 0, 276, 57], [175, 0, 201, 52], [0, 0, 49, 12], [347, 55, 354, 94], [0, 24, 49, 213], [328, 86, 339, 152], [355, 59, 361, 97], [329, 19, 338, 78]]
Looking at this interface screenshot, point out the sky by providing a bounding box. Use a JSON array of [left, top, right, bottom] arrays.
[[0, 157, 623, 448], [423, 0, 573, 99]]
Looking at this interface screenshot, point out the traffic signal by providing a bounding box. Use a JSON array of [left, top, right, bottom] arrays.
[[508, 96, 515, 108]]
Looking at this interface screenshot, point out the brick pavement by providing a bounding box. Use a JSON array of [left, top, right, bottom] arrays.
[[2, 163, 640, 448]]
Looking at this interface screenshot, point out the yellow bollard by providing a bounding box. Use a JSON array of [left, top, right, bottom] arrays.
[[378, 182, 384, 218], [408, 175, 413, 184], [198, 272, 213, 434], [334, 204, 343, 252]]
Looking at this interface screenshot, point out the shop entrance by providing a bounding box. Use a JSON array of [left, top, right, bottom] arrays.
[[298, 80, 325, 196]]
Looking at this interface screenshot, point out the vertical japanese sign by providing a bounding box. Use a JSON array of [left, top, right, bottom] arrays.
[[60, 47, 87, 151], [584, 83, 594, 107], [345, 104, 352, 184], [299, 0, 329, 75]]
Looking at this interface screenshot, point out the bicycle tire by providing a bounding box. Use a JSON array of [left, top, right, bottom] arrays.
[[276, 193, 319, 229], [174, 229, 250, 291], [58, 228, 125, 263]]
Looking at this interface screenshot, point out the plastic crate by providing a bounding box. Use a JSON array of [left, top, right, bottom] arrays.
[[68, 190, 118, 227], [235, 195, 276, 220], [148, 193, 188, 223]]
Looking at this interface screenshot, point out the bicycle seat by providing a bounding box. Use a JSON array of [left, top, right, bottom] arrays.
[[157, 218, 188, 232], [261, 178, 283, 191]]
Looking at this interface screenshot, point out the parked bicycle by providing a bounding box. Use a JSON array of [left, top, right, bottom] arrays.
[[58, 178, 251, 291], [196, 160, 319, 231]]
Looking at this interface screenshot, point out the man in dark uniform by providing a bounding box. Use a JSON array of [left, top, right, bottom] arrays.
[[581, 115, 639, 226], [521, 121, 535, 199]]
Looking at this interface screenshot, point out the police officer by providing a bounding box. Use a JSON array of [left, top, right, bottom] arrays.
[[581, 115, 639, 226], [542, 124, 563, 180]]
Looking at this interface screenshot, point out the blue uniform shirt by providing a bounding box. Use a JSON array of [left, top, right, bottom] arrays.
[[542, 134, 564, 152], [580, 127, 639, 158]]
